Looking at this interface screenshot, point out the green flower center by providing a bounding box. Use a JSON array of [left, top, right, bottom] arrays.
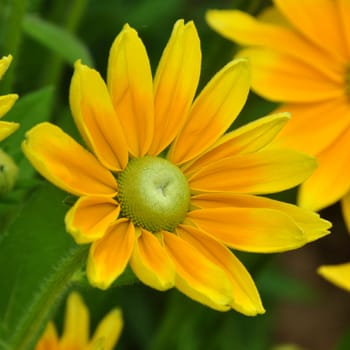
[[117, 156, 190, 233]]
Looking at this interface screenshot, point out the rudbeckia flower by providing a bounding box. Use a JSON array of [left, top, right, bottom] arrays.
[[35, 292, 123, 350], [0, 55, 19, 141], [23, 20, 331, 315], [206, 0, 350, 295]]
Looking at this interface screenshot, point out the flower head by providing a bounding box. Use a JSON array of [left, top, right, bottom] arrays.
[[0, 55, 19, 141], [23, 20, 331, 315], [206, 1, 350, 223], [35, 292, 123, 350]]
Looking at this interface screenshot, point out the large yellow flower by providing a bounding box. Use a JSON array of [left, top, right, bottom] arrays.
[[35, 292, 123, 350], [0, 55, 19, 141], [207, 0, 350, 218], [23, 20, 330, 315], [207, 0, 350, 295]]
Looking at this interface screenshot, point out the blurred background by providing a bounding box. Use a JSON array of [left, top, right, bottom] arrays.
[[1, 0, 350, 349]]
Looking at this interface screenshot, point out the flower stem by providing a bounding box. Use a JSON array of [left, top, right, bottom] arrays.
[[0, 0, 28, 93], [7, 246, 89, 350]]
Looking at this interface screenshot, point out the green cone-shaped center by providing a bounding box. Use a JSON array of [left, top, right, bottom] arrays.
[[118, 156, 190, 232]]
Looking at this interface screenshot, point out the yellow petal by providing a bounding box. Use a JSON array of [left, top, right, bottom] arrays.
[[271, 98, 350, 156], [0, 94, 18, 119], [206, 9, 339, 78], [22, 122, 118, 197], [188, 207, 308, 253], [89, 308, 123, 350], [87, 219, 135, 289], [70, 61, 128, 171], [341, 192, 350, 232], [191, 193, 331, 243], [0, 121, 19, 142], [0, 55, 12, 80], [274, 0, 347, 62], [184, 113, 290, 175], [35, 322, 59, 350], [60, 292, 89, 348], [318, 262, 350, 292], [107, 24, 154, 157], [130, 229, 175, 291], [298, 124, 350, 211], [188, 148, 316, 194], [177, 224, 265, 316], [65, 196, 120, 244], [163, 231, 233, 311], [168, 58, 250, 164], [238, 47, 343, 103], [149, 20, 201, 155]]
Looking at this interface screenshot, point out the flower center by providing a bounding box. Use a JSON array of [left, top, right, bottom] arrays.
[[117, 156, 190, 232]]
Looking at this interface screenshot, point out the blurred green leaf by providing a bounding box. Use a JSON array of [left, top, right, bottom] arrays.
[[22, 14, 93, 66], [0, 183, 87, 350], [335, 327, 350, 350]]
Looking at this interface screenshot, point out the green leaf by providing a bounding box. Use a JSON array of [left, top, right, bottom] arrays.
[[22, 14, 93, 66], [0, 183, 88, 350]]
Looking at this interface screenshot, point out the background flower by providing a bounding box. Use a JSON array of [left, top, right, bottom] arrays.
[[35, 291, 123, 350]]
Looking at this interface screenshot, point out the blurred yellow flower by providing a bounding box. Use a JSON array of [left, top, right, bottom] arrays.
[[23, 20, 330, 314], [318, 262, 350, 292], [207, 0, 350, 221], [35, 292, 123, 350], [0, 55, 19, 141]]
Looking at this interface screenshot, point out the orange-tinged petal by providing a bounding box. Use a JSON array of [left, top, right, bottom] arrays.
[[60, 292, 89, 348], [188, 207, 308, 253], [206, 9, 340, 79], [22, 122, 118, 197], [318, 262, 350, 292], [0, 55, 12, 79], [35, 322, 59, 350], [130, 229, 175, 291], [271, 98, 350, 156], [0, 121, 19, 142], [70, 61, 128, 171], [341, 191, 350, 232], [149, 20, 201, 155], [238, 48, 344, 103], [177, 224, 265, 316], [337, 0, 350, 57], [65, 196, 120, 244], [0, 94, 18, 118], [191, 193, 331, 243], [188, 148, 316, 194], [184, 113, 290, 175], [274, 0, 347, 61], [89, 308, 123, 350], [298, 125, 350, 211], [168, 58, 250, 164], [163, 231, 233, 311], [87, 219, 135, 289], [107, 24, 154, 157]]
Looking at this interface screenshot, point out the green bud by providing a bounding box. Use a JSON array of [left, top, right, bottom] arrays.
[[0, 149, 18, 194]]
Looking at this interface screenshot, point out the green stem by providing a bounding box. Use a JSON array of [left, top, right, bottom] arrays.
[[0, 0, 28, 93], [41, 0, 89, 86], [8, 246, 89, 350]]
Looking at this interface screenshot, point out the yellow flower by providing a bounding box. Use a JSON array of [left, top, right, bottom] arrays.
[[23, 20, 330, 315], [207, 1, 350, 219], [0, 55, 19, 141], [35, 292, 123, 350]]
